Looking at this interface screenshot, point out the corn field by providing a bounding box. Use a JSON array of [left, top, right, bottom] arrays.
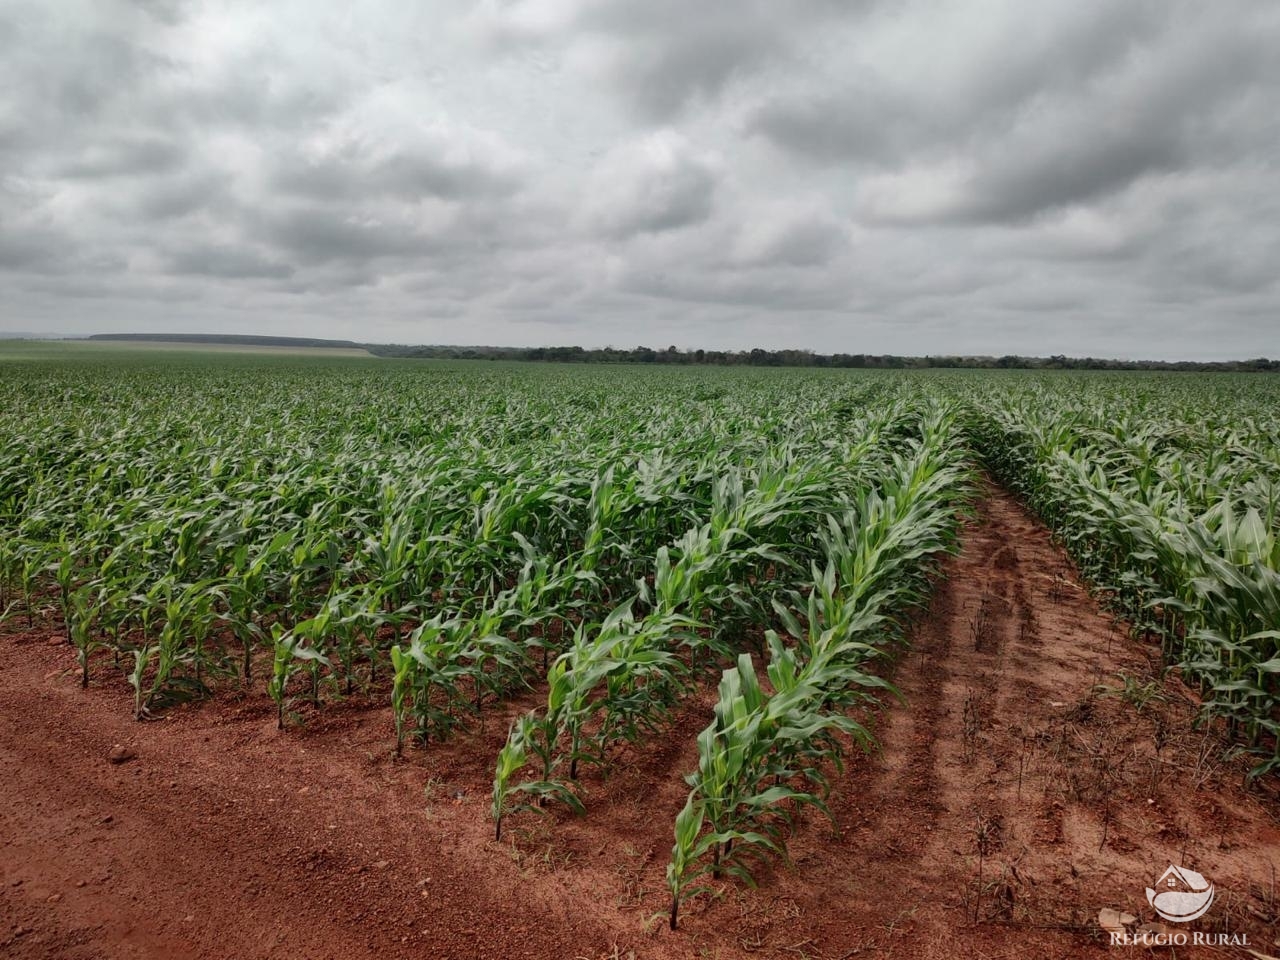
[[1, 348, 1277, 925]]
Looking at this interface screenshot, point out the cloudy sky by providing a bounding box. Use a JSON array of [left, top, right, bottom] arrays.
[[1, 0, 1277, 358]]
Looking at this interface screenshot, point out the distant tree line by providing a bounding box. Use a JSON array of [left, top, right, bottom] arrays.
[[367, 343, 1280, 372], [83, 334, 1277, 371]]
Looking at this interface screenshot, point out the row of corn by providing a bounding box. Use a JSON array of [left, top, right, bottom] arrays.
[[965, 377, 1280, 776]]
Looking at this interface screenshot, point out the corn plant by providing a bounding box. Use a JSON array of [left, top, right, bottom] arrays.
[[667, 646, 873, 928], [491, 712, 585, 841], [267, 625, 332, 730]]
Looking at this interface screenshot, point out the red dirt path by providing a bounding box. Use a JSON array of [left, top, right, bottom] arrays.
[[3, 485, 1279, 959]]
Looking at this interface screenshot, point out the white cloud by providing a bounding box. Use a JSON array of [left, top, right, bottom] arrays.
[[579, 130, 719, 238]]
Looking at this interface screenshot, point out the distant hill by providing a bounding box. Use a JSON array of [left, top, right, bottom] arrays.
[[88, 333, 365, 350]]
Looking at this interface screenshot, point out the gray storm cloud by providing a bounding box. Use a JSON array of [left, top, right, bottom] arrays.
[[0, 0, 1276, 359]]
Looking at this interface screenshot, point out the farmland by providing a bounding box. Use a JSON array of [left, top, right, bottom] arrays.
[[2, 345, 1280, 959]]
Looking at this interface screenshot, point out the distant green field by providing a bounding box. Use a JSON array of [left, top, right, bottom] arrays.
[[0, 339, 374, 363]]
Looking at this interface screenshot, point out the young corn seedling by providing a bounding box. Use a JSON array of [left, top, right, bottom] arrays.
[[666, 650, 865, 929], [491, 712, 585, 841], [267, 625, 332, 730], [66, 582, 102, 689]]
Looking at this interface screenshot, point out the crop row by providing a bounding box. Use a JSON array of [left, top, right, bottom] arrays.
[[964, 377, 1280, 776]]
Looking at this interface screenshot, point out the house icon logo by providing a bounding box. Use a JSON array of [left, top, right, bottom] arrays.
[[1146, 865, 1215, 922]]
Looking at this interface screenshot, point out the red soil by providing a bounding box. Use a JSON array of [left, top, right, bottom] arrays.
[[2, 484, 1278, 959]]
